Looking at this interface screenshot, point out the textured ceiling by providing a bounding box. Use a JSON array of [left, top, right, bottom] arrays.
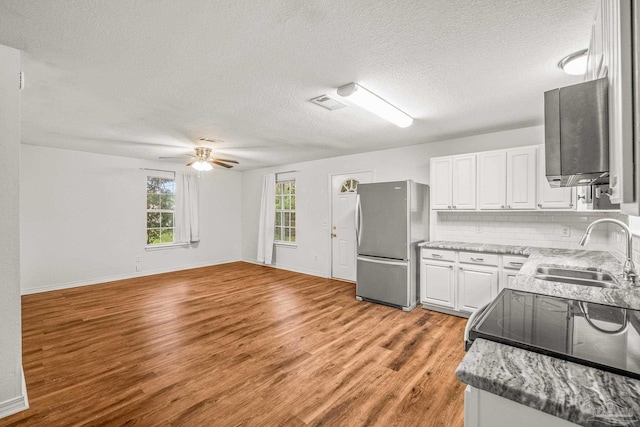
[[0, 0, 595, 170]]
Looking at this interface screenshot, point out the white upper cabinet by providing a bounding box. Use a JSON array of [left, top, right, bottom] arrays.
[[477, 147, 536, 210], [537, 145, 574, 209], [478, 151, 507, 209], [506, 147, 537, 210], [452, 155, 477, 210], [431, 157, 453, 210], [430, 154, 477, 210]]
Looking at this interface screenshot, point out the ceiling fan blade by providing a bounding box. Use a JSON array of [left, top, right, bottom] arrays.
[[213, 158, 239, 164], [211, 160, 233, 168], [186, 159, 198, 167], [158, 154, 195, 159]]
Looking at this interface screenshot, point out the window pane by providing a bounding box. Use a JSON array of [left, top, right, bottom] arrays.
[[290, 182, 295, 194], [161, 212, 174, 227], [161, 179, 175, 194], [275, 183, 282, 195], [284, 212, 290, 226], [284, 195, 291, 209], [147, 177, 161, 194], [275, 227, 282, 241], [147, 194, 160, 209], [284, 228, 290, 241], [283, 182, 290, 194], [290, 196, 295, 209], [161, 194, 175, 210], [161, 228, 174, 243], [290, 228, 296, 242], [147, 228, 160, 245], [290, 213, 296, 226], [275, 212, 281, 226], [275, 195, 281, 210], [147, 212, 161, 228]]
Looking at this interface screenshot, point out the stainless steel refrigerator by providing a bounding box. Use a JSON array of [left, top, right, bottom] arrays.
[[355, 180, 429, 311]]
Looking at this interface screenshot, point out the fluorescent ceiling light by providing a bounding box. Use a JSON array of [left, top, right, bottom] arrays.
[[558, 49, 588, 76], [337, 83, 413, 128]]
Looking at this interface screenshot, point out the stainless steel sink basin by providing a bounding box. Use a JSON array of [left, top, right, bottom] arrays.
[[535, 266, 619, 288]]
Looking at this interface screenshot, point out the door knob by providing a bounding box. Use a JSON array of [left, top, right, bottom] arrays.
[[331, 233, 337, 238]]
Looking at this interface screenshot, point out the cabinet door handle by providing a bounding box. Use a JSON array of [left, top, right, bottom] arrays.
[[507, 205, 511, 209], [431, 253, 443, 258], [447, 205, 452, 209], [538, 204, 542, 208], [470, 257, 484, 262], [447, 265, 453, 269], [501, 205, 505, 209], [508, 262, 524, 267]]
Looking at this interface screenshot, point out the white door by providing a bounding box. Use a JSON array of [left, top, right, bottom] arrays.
[[331, 172, 373, 281]]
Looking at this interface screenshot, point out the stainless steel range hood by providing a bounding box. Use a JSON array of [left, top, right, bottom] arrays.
[[544, 78, 609, 187]]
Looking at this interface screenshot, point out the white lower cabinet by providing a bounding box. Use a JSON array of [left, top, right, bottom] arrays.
[[464, 386, 578, 427], [420, 259, 455, 309], [457, 265, 498, 314], [420, 248, 527, 316]]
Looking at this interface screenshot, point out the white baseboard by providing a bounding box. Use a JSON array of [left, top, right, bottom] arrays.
[[0, 367, 28, 419], [21, 259, 241, 295], [242, 258, 329, 278]]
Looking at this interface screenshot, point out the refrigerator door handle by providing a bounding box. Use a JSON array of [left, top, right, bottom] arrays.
[[355, 194, 363, 247], [357, 255, 407, 266]]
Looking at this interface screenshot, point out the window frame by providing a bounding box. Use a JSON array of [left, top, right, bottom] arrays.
[[274, 179, 296, 245], [146, 175, 177, 247]]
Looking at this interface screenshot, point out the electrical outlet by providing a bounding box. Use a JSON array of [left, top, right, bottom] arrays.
[[561, 226, 571, 237], [136, 265, 141, 272], [314, 255, 318, 262]]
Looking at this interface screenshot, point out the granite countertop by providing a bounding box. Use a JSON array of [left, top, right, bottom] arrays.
[[428, 240, 640, 425], [456, 339, 640, 426]]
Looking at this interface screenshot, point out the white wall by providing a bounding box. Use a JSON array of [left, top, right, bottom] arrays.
[[20, 144, 242, 294], [241, 125, 551, 277], [0, 44, 25, 414]]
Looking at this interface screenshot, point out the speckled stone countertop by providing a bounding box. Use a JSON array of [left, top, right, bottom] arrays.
[[456, 339, 640, 426], [419, 240, 529, 255], [427, 241, 640, 425]]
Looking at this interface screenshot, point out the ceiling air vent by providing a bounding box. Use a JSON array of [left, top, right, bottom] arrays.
[[309, 94, 347, 110]]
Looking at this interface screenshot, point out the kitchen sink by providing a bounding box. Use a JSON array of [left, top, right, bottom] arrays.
[[535, 266, 619, 288]]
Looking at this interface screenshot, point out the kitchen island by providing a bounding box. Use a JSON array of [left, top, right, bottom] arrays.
[[421, 241, 640, 426]]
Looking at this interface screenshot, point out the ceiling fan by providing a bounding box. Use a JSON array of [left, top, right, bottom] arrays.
[[161, 147, 239, 171], [188, 147, 239, 171]]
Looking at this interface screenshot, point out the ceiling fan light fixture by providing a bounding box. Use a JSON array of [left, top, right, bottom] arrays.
[[558, 49, 588, 76], [192, 160, 213, 171], [336, 82, 413, 128]]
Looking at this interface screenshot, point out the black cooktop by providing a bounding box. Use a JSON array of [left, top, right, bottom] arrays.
[[469, 289, 640, 380]]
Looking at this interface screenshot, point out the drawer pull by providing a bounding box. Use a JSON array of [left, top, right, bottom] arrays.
[[470, 257, 484, 262], [509, 262, 524, 267], [432, 253, 443, 258]]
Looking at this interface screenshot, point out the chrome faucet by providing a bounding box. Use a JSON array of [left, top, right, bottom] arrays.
[[579, 218, 637, 284]]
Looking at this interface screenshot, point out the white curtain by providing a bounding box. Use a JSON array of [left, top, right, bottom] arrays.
[[175, 173, 200, 243], [257, 173, 276, 264]]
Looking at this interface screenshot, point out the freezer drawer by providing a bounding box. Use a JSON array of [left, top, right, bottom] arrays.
[[356, 256, 410, 309]]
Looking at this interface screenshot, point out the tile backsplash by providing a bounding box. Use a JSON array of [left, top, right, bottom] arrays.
[[432, 210, 628, 252]]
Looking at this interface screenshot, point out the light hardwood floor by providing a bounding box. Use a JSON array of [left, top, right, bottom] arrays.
[[2, 262, 467, 426]]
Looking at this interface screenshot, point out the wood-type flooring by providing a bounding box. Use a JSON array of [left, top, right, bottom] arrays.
[[2, 262, 467, 427]]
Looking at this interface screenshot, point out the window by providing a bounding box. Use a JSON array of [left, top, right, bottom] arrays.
[[340, 179, 359, 193], [275, 180, 296, 243], [146, 176, 175, 245]]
